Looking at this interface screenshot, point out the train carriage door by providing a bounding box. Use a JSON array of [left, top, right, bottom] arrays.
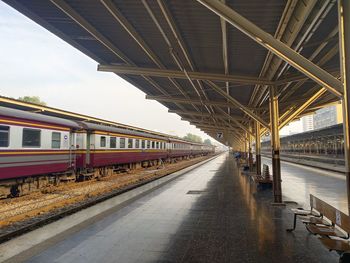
[[86, 131, 91, 166], [69, 131, 76, 169]]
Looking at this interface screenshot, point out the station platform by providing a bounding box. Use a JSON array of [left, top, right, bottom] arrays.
[[2, 153, 340, 263]]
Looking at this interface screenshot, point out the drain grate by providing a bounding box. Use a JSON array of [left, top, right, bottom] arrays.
[[187, 190, 206, 195]]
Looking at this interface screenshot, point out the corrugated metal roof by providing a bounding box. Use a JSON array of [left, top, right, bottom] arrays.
[[2, 0, 341, 145]]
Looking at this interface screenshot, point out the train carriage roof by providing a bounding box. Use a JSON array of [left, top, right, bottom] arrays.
[[81, 121, 167, 140], [0, 106, 81, 129]]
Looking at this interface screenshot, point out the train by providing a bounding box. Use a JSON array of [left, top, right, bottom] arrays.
[[261, 123, 345, 166], [0, 106, 215, 198]]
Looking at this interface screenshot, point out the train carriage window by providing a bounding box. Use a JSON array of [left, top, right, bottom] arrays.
[[142, 140, 145, 149], [23, 128, 41, 147], [0, 126, 9, 147], [128, 138, 133, 148], [152, 141, 155, 148], [100, 136, 106, 147], [156, 142, 159, 149], [147, 140, 150, 148], [110, 137, 116, 148], [51, 132, 61, 149], [135, 139, 140, 148], [120, 138, 126, 148]]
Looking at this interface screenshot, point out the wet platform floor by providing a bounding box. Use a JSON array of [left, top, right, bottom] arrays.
[[9, 153, 339, 262], [262, 156, 347, 213]]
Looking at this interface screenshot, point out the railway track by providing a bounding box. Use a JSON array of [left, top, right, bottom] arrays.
[[0, 154, 216, 244]]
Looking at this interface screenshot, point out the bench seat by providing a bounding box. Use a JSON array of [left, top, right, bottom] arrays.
[[298, 215, 330, 225], [319, 237, 350, 252], [306, 224, 348, 239], [253, 175, 272, 184], [291, 208, 320, 216]]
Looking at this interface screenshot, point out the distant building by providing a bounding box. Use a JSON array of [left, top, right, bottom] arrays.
[[301, 115, 314, 132], [313, 103, 343, 130]]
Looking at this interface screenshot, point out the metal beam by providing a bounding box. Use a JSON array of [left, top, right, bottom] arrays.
[[279, 88, 327, 130], [146, 95, 260, 110], [248, 123, 253, 170], [50, 0, 131, 64], [280, 45, 339, 103], [205, 130, 242, 145], [142, 0, 204, 101], [178, 108, 254, 136], [168, 109, 245, 121], [249, 0, 320, 107], [100, 0, 202, 114], [49, 0, 187, 114], [193, 123, 235, 130], [185, 117, 237, 129], [196, 0, 343, 97], [100, 0, 163, 67], [220, 0, 231, 117], [156, 0, 211, 103], [215, 107, 255, 137], [276, 69, 340, 86], [339, 0, 350, 214], [204, 131, 242, 145], [98, 64, 273, 86], [255, 122, 261, 176], [206, 81, 269, 129]]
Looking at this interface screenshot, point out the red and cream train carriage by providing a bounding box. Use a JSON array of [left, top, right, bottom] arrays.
[[0, 107, 80, 196], [76, 122, 169, 172], [0, 106, 215, 197]]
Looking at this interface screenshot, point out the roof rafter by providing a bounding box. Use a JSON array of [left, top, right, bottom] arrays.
[[196, 0, 343, 97], [100, 0, 201, 114], [146, 95, 265, 111], [98, 65, 274, 85], [205, 81, 269, 129]]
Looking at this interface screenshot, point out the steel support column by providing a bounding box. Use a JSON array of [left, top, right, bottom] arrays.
[[244, 133, 247, 162], [248, 124, 253, 170], [339, 0, 350, 213], [255, 121, 261, 176], [269, 86, 282, 203]]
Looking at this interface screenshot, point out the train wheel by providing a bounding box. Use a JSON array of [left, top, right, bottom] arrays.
[[10, 185, 20, 197]]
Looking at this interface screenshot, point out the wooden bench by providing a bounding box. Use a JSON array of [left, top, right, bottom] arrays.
[[288, 194, 350, 254], [252, 164, 272, 187]]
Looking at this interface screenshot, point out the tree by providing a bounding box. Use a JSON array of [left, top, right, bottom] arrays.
[[204, 139, 212, 145], [18, 96, 47, 106], [183, 133, 203, 143]]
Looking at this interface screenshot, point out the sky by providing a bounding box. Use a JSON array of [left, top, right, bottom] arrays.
[[0, 1, 222, 142]]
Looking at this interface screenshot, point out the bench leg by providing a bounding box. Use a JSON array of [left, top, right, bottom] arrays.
[[286, 214, 297, 232]]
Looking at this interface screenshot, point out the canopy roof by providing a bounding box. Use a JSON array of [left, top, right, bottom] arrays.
[[3, 0, 341, 146]]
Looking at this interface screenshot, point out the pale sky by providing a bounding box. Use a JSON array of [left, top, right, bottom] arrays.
[[0, 2, 225, 142]]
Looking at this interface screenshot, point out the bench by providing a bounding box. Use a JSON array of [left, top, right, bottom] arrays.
[[252, 164, 272, 186], [287, 194, 350, 254]]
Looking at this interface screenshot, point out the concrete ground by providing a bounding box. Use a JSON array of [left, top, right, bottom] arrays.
[[2, 153, 341, 262]]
